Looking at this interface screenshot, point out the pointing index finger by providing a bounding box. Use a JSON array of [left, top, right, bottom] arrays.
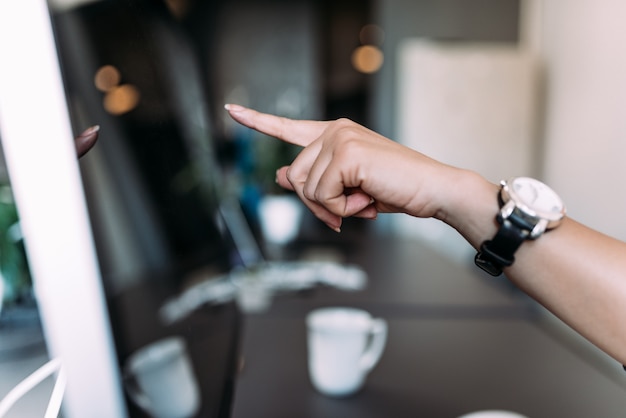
[[225, 104, 327, 147]]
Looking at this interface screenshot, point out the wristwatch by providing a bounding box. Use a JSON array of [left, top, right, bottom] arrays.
[[475, 177, 566, 276]]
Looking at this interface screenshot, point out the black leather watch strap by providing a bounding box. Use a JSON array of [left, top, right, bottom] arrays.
[[475, 217, 528, 276], [475, 178, 565, 276]]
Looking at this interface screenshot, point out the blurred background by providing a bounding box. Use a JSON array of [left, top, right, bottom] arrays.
[[1, 0, 626, 416], [42, 0, 626, 256]]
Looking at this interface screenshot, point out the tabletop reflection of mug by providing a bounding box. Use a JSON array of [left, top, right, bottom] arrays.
[[124, 336, 200, 418], [306, 307, 388, 397]]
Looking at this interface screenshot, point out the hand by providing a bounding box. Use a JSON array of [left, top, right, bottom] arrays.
[[225, 104, 469, 233], [75, 125, 100, 158]]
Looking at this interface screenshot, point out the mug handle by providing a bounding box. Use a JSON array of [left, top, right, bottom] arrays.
[[359, 318, 388, 372], [123, 374, 153, 414]]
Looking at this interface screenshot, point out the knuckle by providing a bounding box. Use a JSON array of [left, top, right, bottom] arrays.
[[284, 166, 300, 191], [328, 119, 361, 146], [285, 165, 294, 181], [303, 183, 316, 201], [285, 166, 302, 185], [331, 119, 359, 139]]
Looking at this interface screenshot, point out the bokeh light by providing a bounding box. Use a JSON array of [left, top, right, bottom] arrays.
[[94, 65, 121, 92], [103, 84, 141, 115], [351, 45, 384, 74]]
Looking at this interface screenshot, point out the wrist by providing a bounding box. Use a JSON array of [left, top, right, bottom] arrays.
[[437, 170, 500, 250]]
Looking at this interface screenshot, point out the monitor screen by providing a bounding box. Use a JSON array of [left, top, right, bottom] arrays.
[[53, 1, 245, 416]]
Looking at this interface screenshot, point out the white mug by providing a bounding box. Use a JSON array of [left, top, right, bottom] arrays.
[[124, 337, 200, 418], [458, 411, 529, 418], [306, 307, 388, 397]]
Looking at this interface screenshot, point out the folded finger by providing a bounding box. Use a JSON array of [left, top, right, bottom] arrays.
[[353, 202, 378, 220], [275, 166, 295, 191]]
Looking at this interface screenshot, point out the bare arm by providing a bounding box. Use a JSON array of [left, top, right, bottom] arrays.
[[441, 172, 626, 364], [225, 104, 626, 364], [507, 218, 626, 364]]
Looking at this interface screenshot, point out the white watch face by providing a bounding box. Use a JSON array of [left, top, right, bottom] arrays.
[[509, 177, 565, 220]]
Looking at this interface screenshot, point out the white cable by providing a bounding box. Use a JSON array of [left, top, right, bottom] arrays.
[[44, 361, 67, 418], [0, 357, 64, 417]]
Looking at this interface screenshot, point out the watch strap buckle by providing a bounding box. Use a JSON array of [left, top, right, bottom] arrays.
[[474, 241, 515, 276]]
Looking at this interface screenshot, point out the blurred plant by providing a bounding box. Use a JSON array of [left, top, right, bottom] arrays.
[[227, 127, 301, 244], [0, 185, 31, 307], [251, 133, 300, 195]]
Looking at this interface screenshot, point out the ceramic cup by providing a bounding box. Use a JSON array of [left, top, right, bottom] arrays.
[[306, 307, 388, 397], [124, 336, 200, 418]]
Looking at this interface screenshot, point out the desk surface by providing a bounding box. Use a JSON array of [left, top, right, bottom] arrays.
[[233, 316, 626, 418], [231, 235, 626, 418]]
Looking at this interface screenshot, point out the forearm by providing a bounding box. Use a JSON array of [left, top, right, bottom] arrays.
[[510, 218, 626, 364], [447, 171, 626, 364]]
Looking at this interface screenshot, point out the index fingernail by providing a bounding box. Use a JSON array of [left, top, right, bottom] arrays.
[[224, 103, 245, 112]]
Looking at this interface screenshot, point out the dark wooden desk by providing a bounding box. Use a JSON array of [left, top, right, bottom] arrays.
[[231, 235, 626, 418]]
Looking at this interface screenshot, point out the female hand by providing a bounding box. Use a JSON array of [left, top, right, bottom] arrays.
[[225, 104, 480, 234]]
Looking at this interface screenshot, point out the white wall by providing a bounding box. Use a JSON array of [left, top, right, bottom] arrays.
[[392, 0, 626, 252], [372, 0, 520, 139], [396, 40, 539, 184], [393, 40, 539, 260], [540, 1, 626, 241]]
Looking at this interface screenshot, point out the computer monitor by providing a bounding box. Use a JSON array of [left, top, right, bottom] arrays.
[[0, 0, 243, 416]]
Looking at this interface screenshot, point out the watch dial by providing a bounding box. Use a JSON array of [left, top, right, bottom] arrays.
[[511, 177, 564, 217]]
